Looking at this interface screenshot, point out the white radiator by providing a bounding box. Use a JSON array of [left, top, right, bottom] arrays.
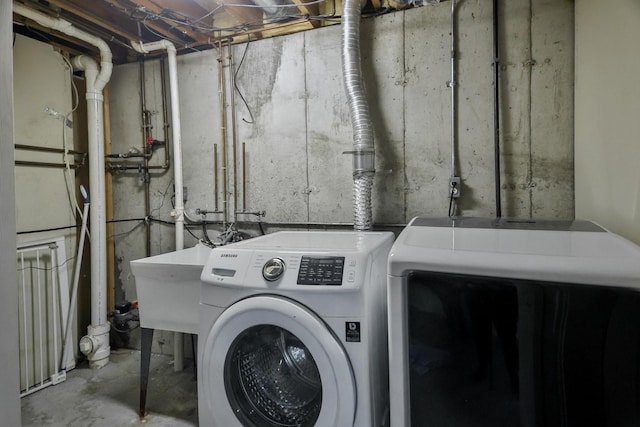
[[16, 236, 75, 397]]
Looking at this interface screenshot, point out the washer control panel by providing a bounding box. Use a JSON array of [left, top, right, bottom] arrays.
[[297, 256, 345, 286]]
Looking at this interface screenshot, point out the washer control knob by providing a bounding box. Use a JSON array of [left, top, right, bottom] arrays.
[[262, 258, 286, 281]]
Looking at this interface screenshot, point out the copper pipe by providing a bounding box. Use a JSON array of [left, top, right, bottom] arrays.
[[242, 142, 247, 212], [140, 59, 151, 257], [159, 58, 171, 168], [214, 144, 219, 212], [228, 42, 239, 223], [217, 40, 228, 228]]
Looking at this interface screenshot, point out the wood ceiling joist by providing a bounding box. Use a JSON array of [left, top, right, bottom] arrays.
[[99, 0, 206, 48], [200, 0, 265, 40], [14, 14, 129, 62], [46, 0, 139, 43], [193, 0, 264, 32], [124, 0, 212, 44], [151, 0, 218, 42], [291, 0, 321, 28]]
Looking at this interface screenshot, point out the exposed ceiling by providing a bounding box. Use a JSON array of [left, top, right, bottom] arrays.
[[12, 0, 394, 64]]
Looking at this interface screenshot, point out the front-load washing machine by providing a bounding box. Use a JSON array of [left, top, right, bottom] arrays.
[[198, 231, 394, 427]]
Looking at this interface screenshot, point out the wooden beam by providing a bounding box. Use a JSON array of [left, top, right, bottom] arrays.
[[128, 0, 212, 43], [46, 0, 139, 42], [193, 0, 263, 32], [291, 0, 321, 27]]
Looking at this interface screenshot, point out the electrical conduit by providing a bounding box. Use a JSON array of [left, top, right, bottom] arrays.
[[13, 2, 113, 369], [131, 40, 186, 371], [342, 0, 375, 231]]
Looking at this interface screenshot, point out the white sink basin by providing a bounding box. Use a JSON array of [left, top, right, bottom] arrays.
[[130, 244, 212, 334]]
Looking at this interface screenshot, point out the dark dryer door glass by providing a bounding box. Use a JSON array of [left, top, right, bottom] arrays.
[[407, 271, 640, 427], [225, 325, 323, 427]]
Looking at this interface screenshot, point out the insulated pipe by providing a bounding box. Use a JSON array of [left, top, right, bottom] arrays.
[[13, 3, 114, 369], [131, 39, 185, 372], [342, 0, 375, 231]]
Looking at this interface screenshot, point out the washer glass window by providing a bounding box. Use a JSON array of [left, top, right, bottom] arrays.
[[225, 324, 323, 427]]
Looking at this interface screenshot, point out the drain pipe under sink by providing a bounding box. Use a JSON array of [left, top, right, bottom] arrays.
[[342, 0, 375, 231], [131, 39, 186, 371]]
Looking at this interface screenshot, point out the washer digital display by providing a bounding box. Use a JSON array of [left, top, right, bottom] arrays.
[[297, 256, 345, 286]]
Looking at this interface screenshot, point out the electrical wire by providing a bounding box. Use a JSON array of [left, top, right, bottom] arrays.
[[202, 222, 217, 247], [110, 321, 140, 333], [111, 319, 140, 336], [16, 254, 77, 272], [150, 179, 174, 218], [58, 53, 88, 239], [107, 218, 147, 223], [17, 224, 80, 235], [109, 221, 145, 239], [235, 36, 255, 124], [185, 225, 201, 242]]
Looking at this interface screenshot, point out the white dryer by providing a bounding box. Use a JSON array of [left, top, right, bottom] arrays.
[[198, 231, 394, 427]]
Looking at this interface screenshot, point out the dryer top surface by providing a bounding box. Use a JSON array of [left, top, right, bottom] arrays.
[[387, 216, 640, 287]]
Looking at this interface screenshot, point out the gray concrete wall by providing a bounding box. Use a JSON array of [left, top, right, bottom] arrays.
[[110, 0, 574, 354], [1, 2, 22, 425]]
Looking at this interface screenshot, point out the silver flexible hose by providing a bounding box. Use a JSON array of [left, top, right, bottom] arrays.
[[342, 0, 375, 231], [353, 175, 374, 231]]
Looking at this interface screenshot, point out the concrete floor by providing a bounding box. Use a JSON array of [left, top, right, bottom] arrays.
[[21, 349, 198, 426]]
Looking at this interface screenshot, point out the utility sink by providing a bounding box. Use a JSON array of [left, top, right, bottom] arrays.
[[130, 244, 213, 334]]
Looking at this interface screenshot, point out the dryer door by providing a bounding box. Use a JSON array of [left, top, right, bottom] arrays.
[[201, 295, 356, 427]]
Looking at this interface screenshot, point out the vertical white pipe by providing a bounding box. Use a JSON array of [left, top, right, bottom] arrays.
[[131, 41, 184, 251], [166, 46, 185, 251], [72, 56, 111, 368], [51, 246, 59, 374], [14, 3, 114, 369], [36, 251, 43, 385], [131, 40, 185, 371]]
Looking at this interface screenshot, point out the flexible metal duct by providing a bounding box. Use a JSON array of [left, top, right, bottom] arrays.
[[342, 0, 375, 231]]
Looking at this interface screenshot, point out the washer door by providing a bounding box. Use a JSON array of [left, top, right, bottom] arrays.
[[201, 295, 356, 427]]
